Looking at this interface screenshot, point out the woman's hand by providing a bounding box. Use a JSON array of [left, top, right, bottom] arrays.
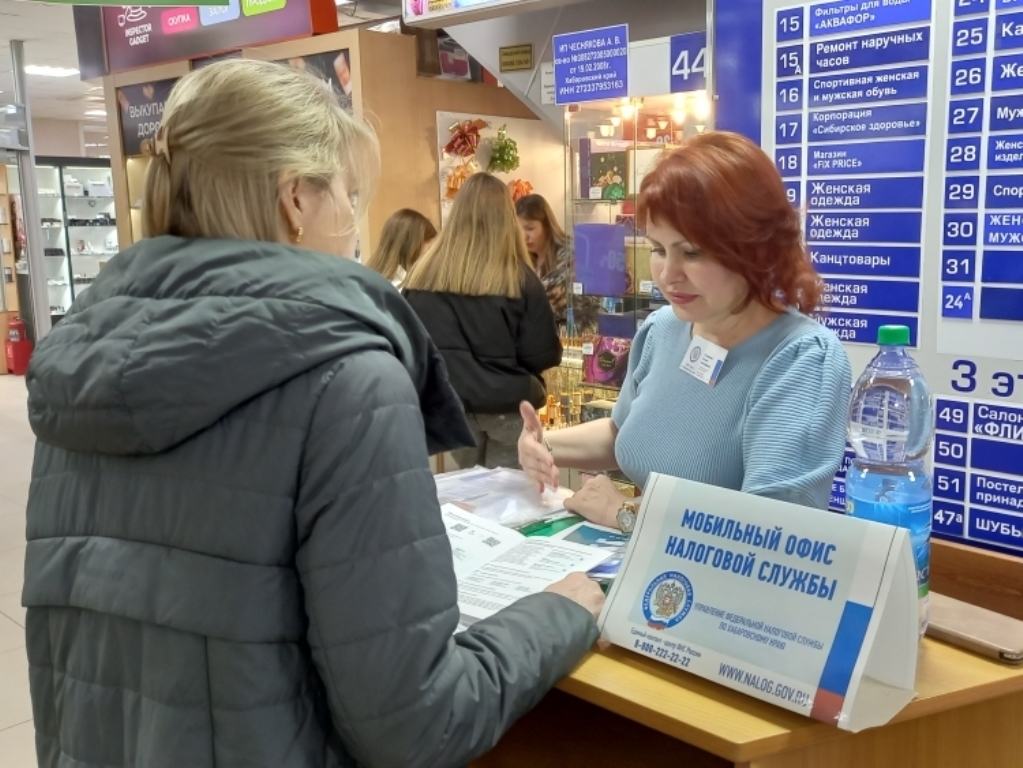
[[518, 401, 559, 492], [564, 475, 630, 529], [544, 572, 606, 621]]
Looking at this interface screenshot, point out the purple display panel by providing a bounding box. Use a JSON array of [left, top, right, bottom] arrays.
[[573, 223, 629, 297], [101, 0, 335, 73]]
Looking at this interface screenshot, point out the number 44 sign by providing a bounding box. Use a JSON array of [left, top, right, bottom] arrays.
[[670, 31, 706, 94]]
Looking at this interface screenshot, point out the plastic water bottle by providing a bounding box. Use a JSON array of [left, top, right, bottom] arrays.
[[845, 325, 934, 637]]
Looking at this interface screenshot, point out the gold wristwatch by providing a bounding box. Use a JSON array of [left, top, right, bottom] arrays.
[[616, 500, 639, 535]]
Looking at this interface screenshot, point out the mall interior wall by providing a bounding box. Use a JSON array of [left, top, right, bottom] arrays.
[[31, 119, 85, 158], [101, 29, 537, 254], [247, 30, 539, 249], [448, 0, 707, 129], [357, 31, 537, 240]]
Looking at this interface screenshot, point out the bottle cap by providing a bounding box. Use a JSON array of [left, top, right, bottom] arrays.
[[877, 325, 910, 346]]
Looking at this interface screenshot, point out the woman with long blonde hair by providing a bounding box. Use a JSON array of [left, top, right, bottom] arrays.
[[405, 173, 562, 468], [22, 60, 602, 768], [365, 207, 436, 286]]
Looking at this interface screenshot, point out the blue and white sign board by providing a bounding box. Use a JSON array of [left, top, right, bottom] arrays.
[[553, 24, 629, 105], [670, 31, 707, 93], [713, 0, 1023, 560], [599, 474, 918, 732]]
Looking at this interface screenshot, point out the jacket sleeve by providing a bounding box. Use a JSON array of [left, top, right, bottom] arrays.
[[295, 350, 597, 768], [516, 270, 563, 375]]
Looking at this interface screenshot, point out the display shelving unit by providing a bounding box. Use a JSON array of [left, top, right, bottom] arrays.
[[543, 93, 711, 492], [5, 157, 118, 322]]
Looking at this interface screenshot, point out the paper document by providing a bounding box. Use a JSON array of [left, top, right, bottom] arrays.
[[441, 505, 611, 627], [442, 503, 522, 580], [436, 467, 572, 527]]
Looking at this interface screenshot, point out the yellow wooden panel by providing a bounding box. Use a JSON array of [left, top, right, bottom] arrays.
[[748, 690, 1023, 768], [557, 638, 1023, 762]]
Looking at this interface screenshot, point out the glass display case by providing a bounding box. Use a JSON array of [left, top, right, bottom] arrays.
[[5, 157, 118, 322], [542, 93, 711, 492]]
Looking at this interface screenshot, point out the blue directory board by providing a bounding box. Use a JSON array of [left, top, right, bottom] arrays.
[[765, 0, 930, 347], [553, 24, 629, 105], [715, 0, 1023, 559]]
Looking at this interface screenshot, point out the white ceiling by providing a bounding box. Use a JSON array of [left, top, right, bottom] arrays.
[[0, 0, 104, 122]]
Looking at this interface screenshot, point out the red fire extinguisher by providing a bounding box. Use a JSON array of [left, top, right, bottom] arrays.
[[6, 316, 32, 376]]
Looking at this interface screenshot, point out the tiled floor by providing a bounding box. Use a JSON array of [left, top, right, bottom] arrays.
[[0, 375, 36, 766]]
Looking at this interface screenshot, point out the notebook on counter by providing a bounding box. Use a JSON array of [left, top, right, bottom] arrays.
[[926, 593, 1023, 664]]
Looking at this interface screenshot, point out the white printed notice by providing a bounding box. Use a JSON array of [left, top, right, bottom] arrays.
[[441, 505, 610, 628], [599, 474, 920, 732]]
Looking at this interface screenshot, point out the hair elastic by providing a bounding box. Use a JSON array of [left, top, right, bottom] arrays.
[[153, 126, 171, 163]]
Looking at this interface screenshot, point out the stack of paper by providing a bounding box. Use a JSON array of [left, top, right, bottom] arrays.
[[441, 505, 611, 629], [435, 467, 573, 528]]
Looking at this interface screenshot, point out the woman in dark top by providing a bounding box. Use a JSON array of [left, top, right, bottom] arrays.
[[516, 193, 600, 337], [364, 207, 436, 287], [405, 174, 561, 469]]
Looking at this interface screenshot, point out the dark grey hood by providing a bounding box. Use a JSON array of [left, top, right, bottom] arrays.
[[27, 235, 473, 456]]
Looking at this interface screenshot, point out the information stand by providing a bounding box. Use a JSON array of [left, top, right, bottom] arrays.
[[600, 473, 919, 732]]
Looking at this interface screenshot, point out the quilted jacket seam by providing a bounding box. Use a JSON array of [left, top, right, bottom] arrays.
[[31, 655, 315, 714], [28, 533, 298, 570], [313, 602, 457, 651], [118, 309, 157, 454], [29, 465, 294, 504], [298, 528, 447, 576]]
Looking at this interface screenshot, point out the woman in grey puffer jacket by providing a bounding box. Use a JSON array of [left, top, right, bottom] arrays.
[[22, 59, 604, 768]]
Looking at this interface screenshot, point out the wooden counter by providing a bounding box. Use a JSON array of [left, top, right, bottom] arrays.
[[474, 637, 1023, 767]]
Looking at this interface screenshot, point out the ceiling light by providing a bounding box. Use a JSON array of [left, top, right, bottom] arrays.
[[24, 65, 79, 78], [691, 93, 711, 121], [85, 110, 106, 117]]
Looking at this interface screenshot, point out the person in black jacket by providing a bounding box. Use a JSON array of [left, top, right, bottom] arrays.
[[404, 173, 562, 469], [22, 59, 604, 768]]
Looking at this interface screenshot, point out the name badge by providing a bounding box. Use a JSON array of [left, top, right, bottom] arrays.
[[680, 335, 728, 386]]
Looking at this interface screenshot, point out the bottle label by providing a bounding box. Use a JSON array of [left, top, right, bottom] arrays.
[[847, 496, 931, 595]]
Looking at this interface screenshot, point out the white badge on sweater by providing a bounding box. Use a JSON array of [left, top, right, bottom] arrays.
[[680, 335, 728, 386]]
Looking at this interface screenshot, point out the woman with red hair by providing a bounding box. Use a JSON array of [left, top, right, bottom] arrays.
[[517, 132, 852, 531]]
